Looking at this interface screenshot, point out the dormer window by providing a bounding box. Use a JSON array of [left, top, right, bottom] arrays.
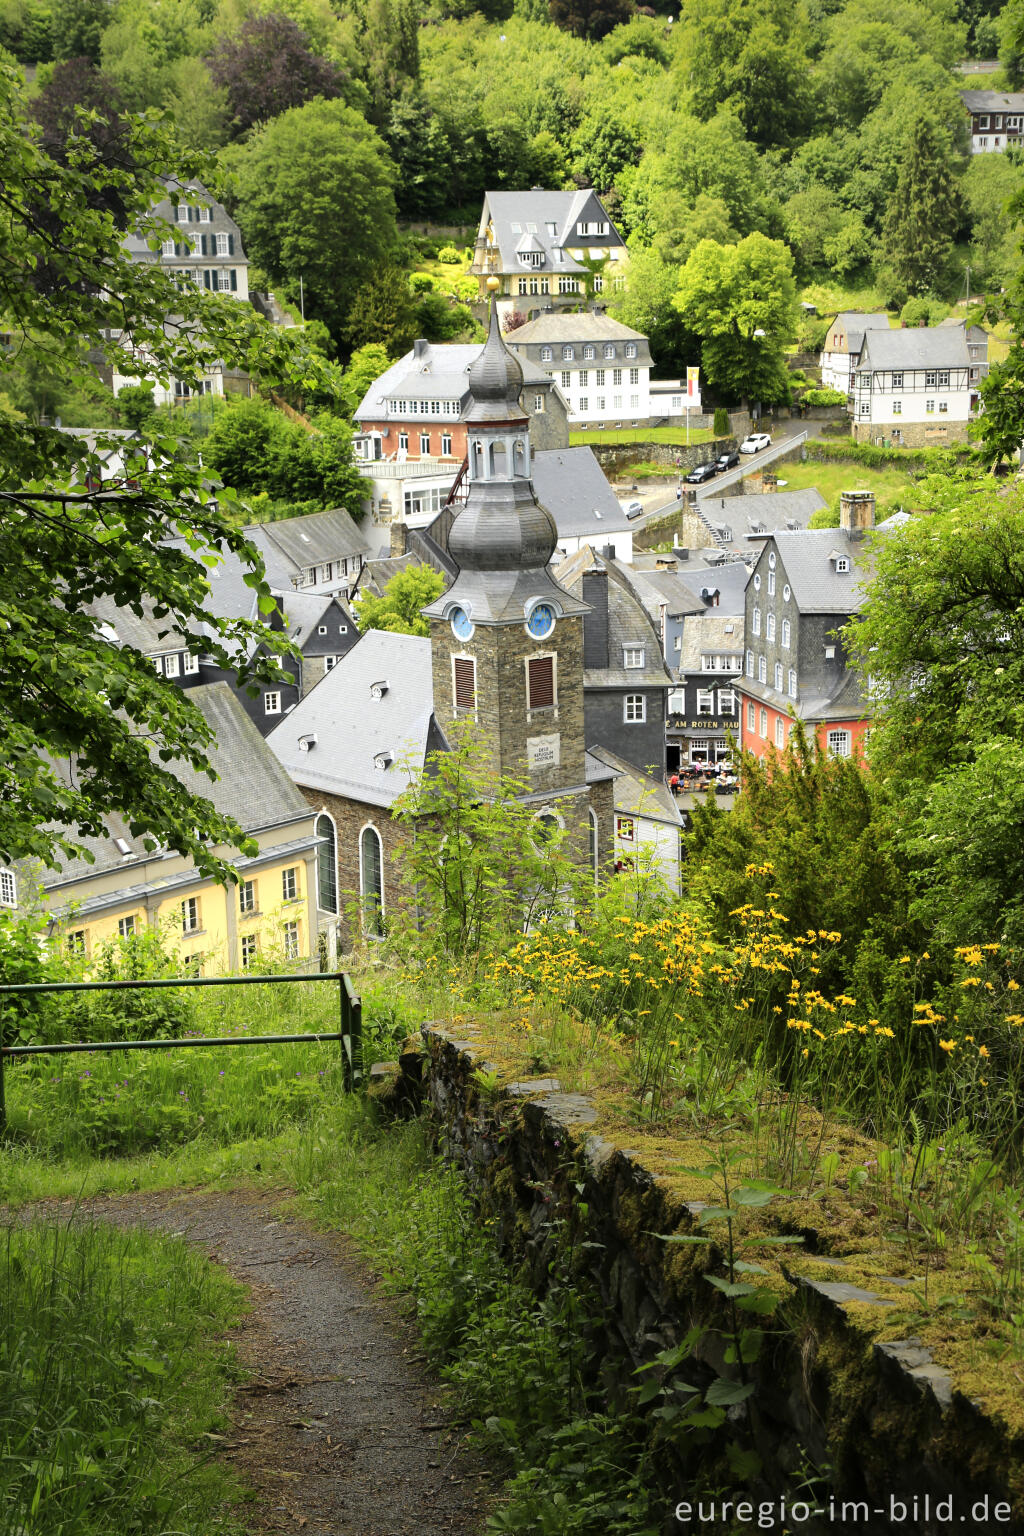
[[541, 346, 553, 361], [834, 557, 850, 573], [623, 645, 645, 668], [562, 345, 574, 361], [603, 344, 615, 359], [625, 343, 637, 358]]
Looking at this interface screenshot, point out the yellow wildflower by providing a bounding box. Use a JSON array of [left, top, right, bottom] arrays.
[[939, 1038, 956, 1053]]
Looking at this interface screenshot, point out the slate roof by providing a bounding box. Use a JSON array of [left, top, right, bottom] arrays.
[[624, 567, 707, 623], [352, 553, 422, 601], [678, 610, 746, 674], [960, 90, 1024, 111], [700, 490, 827, 546], [122, 179, 248, 265], [38, 683, 311, 887], [534, 447, 631, 538], [771, 529, 874, 614], [557, 547, 674, 689], [857, 327, 971, 371], [355, 340, 554, 421], [267, 630, 445, 809], [508, 313, 646, 347], [586, 745, 681, 828], [258, 507, 368, 571], [826, 312, 889, 351], [480, 189, 625, 275]]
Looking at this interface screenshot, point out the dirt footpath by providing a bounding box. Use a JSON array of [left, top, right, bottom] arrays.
[[77, 1186, 495, 1536]]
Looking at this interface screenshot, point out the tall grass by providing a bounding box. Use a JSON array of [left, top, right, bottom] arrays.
[[0, 1215, 245, 1536]]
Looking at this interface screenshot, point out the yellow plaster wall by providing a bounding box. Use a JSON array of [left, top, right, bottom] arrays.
[[54, 846, 316, 976]]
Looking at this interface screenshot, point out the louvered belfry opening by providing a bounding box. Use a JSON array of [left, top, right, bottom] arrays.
[[454, 655, 476, 710], [528, 655, 554, 709]]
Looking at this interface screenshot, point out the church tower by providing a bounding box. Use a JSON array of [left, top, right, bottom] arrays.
[[422, 295, 591, 805]]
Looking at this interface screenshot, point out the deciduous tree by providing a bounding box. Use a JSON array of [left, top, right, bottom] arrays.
[[0, 59, 311, 877], [205, 12, 345, 135], [353, 565, 446, 637], [227, 98, 398, 343], [673, 234, 797, 404]]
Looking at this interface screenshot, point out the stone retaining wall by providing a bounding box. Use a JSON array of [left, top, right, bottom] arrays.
[[415, 1024, 1024, 1536]]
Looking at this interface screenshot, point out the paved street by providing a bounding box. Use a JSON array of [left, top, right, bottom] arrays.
[[623, 428, 810, 531]]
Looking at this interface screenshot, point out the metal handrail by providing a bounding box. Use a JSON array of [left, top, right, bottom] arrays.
[[0, 969, 363, 1133]]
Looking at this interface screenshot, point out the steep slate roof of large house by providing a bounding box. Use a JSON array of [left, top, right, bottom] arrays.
[[36, 683, 310, 887], [624, 566, 707, 624], [534, 447, 631, 538], [507, 313, 646, 347], [857, 326, 971, 371], [481, 189, 625, 274], [122, 179, 248, 266], [355, 340, 555, 420], [770, 529, 875, 613], [266, 630, 446, 809]]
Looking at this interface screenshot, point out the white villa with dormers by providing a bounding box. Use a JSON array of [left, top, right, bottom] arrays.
[[849, 326, 973, 447], [471, 189, 628, 324], [506, 312, 652, 428]]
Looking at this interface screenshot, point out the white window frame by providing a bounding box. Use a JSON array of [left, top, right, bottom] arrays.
[[623, 645, 645, 668], [264, 691, 281, 715], [827, 729, 852, 758], [181, 896, 199, 933], [788, 668, 797, 698], [118, 914, 136, 938], [282, 866, 298, 902], [283, 920, 300, 961], [0, 869, 16, 907], [239, 878, 256, 914], [623, 693, 646, 723], [241, 933, 258, 969]]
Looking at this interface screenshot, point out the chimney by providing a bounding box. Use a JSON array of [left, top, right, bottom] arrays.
[[413, 338, 429, 358], [582, 567, 609, 668], [390, 522, 408, 557], [839, 489, 875, 539]]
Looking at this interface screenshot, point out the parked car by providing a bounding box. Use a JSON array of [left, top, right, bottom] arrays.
[[621, 499, 644, 518], [739, 432, 772, 453], [685, 462, 717, 484], [714, 449, 740, 471]]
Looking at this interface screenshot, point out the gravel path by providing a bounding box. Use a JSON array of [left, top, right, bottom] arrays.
[[65, 1186, 495, 1536]]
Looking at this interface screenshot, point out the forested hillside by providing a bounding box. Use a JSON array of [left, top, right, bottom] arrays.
[[3, 0, 1022, 361]]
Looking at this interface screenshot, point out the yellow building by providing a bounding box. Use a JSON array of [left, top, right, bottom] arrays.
[[25, 684, 335, 974]]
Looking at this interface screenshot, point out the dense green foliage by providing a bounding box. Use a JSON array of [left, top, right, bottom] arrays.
[[5, 0, 1017, 379], [0, 61, 327, 878], [0, 1218, 245, 1536], [352, 563, 446, 636]]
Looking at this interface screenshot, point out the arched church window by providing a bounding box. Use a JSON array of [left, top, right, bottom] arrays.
[[316, 813, 337, 914], [513, 439, 527, 475], [472, 440, 485, 478], [490, 439, 507, 478], [359, 824, 385, 936]]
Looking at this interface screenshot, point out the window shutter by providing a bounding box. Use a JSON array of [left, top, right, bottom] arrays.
[[228, 233, 235, 255], [174, 243, 182, 257], [528, 656, 554, 709], [230, 268, 237, 291], [188, 204, 195, 222], [199, 233, 207, 256], [203, 268, 212, 290], [454, 656, 475, 710]]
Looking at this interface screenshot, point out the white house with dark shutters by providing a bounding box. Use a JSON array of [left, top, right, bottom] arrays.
[[112, 180, 252, 406]]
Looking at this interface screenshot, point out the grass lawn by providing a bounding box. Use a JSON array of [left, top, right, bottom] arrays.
[[771, 454, 918, 509], [569, 425, 716, 447], [799, 280, 889, 317]]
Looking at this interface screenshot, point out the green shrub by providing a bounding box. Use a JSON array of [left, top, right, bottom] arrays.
[[801, 387, 848, 406], [437, 244, 462, 264], [712, 406, 731, 436]]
